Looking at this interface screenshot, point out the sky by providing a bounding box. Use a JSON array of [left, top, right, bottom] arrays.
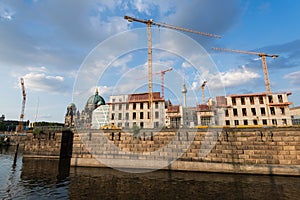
[[0, 0, 300, 123]]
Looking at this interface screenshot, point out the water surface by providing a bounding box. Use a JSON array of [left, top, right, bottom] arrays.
[[1, 146, 300, 199]]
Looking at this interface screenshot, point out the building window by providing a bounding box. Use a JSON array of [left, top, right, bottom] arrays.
[[154, 122, 159, 128], [268, 96, 273, 103], [125, 122, 129, 127], [140, 112, 144, 119], [241, 97, 245, 105], [261, 107, 266, 116], [118, 113, 122, 120], [225, 110, 229, 117], [232, 97, 236, 105], [126, 103, 129, 110], [242, 108, 247, 116], [233, 109, 238, 116], [112, 104, 115, 111], [112, 98, 115, 102], [280, 107, 285, 115], [140, 103, 144, 109], [272, 119, 277, 125], [253, 119, 258, 125], [251, 108, 256, 116], [147, 102, 150, 109], [282, 119, 287, 125], [234, 120, 239, 126], [155, 102, 159, 109], [133, 112, 136, 120], [111, 113, 115, 120], [278, 95, 283, 103], [201, 116, 211, 126], [250, 96, 254, 105], [119, 98, 122, 102], [119, 104, 122, 110], [140, 122, 144, 128], [133, 103, 136, 110], [262, 119, 267, 125], [225, 120, 230, 125], [270, 107, 275, 115], [155, 111, 159, 119], [259, 96, 264, 104], [243, 120, 248, 125], [148, 112, 150, 119], [117, 122, 122, 128], [125, 113, 129, 120]]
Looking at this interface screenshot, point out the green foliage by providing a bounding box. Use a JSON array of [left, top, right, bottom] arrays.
[[131, 124, 140, 138], [33, 128, 42, 136]]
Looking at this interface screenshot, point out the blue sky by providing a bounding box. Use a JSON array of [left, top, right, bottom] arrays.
[[0, 0, 300, 123]]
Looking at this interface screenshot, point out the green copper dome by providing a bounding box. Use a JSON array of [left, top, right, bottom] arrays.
[[86, 88, 105, 107]]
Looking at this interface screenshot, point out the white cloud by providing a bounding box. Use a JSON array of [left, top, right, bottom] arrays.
[[284, 71, 300, 85], [0, 2, 14, 21], [23, 72, 67, 93], [207, 66, 260, 89]]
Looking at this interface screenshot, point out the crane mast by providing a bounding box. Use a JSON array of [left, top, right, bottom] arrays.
[[18, 78, 26, 132], [159, 67, 173, 99], [124, 15, 221, 123], [198, 81, 207, 104], [136, 67, 173, 99], [212, 47, 279, 92]]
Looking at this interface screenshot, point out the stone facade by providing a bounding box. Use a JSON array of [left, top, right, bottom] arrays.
[[109, 92, 165, 129], [222, 92, 292, 126], [71, 127, 300, 175]]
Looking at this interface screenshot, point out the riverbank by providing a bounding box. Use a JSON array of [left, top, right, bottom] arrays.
[[21, 127, 300, 176]]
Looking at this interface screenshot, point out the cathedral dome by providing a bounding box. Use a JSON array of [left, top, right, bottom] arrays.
[[86, 88, 106, 108]]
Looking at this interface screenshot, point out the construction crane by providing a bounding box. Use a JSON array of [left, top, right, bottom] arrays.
[[212, 47, 279, 93], [137, 67, 173, 99], [17, 77, 26, 132], [197, 81, 207, 104], [124, 15, 221, 120]]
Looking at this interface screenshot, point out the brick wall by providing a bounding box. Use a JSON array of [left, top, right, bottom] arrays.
[[72, 127, 300, 167], [23, 132, 62, 158]]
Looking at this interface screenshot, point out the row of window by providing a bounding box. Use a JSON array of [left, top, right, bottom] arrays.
[[225, 107, 285, 117], [225, 118, 287, 126], [116, 121, 160, 128], [111, 102, 160, 111], [231, 95, 284, 106], [111, 111, 160, 120]]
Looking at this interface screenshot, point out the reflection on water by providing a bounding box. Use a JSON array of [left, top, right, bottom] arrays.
[[1, 146, 300, 200]]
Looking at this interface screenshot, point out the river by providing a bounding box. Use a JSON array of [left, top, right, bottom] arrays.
[[1, 146, 300, 200]]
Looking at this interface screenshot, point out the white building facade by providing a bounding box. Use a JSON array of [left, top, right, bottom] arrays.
[[109, 92, 165, 129], [222, 92, 293, 126]]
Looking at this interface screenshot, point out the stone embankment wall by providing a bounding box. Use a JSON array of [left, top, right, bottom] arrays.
[[23, 132, 63, 158], [72, 127, 300, 175]]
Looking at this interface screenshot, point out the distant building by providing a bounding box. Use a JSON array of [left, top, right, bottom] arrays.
[[222, 92, 292, 126], [91, 105, 110, 129], [65, 89, 295, 129], [65, 88, 106, 128], [290, 106, 300, 125], [109, 92, 165, 129]]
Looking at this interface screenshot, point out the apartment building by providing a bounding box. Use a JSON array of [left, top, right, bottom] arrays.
[[109, 92, 165, 129], [222, 92, 292, 126]]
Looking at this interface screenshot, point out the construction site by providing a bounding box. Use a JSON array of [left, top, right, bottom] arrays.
[[63, 15, 300, 130]]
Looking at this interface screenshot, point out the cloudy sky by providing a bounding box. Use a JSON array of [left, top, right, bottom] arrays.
[[1, 0, 300, 123]]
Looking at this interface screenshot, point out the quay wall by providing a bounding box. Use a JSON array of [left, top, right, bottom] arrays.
[[71, 127, 300, 175], [22, 130, 73, 159], [21, 127, 300, 175]]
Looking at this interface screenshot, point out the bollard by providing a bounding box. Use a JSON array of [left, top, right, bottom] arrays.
[[13, 143, 19, 166]]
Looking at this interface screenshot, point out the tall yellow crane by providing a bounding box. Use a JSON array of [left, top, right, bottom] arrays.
[[197, 81, 207, 104], [124, 15, 221, 121], [212, 47, 279, 93], [17, 77, 26, 132], [137, 67, 173, 99]]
